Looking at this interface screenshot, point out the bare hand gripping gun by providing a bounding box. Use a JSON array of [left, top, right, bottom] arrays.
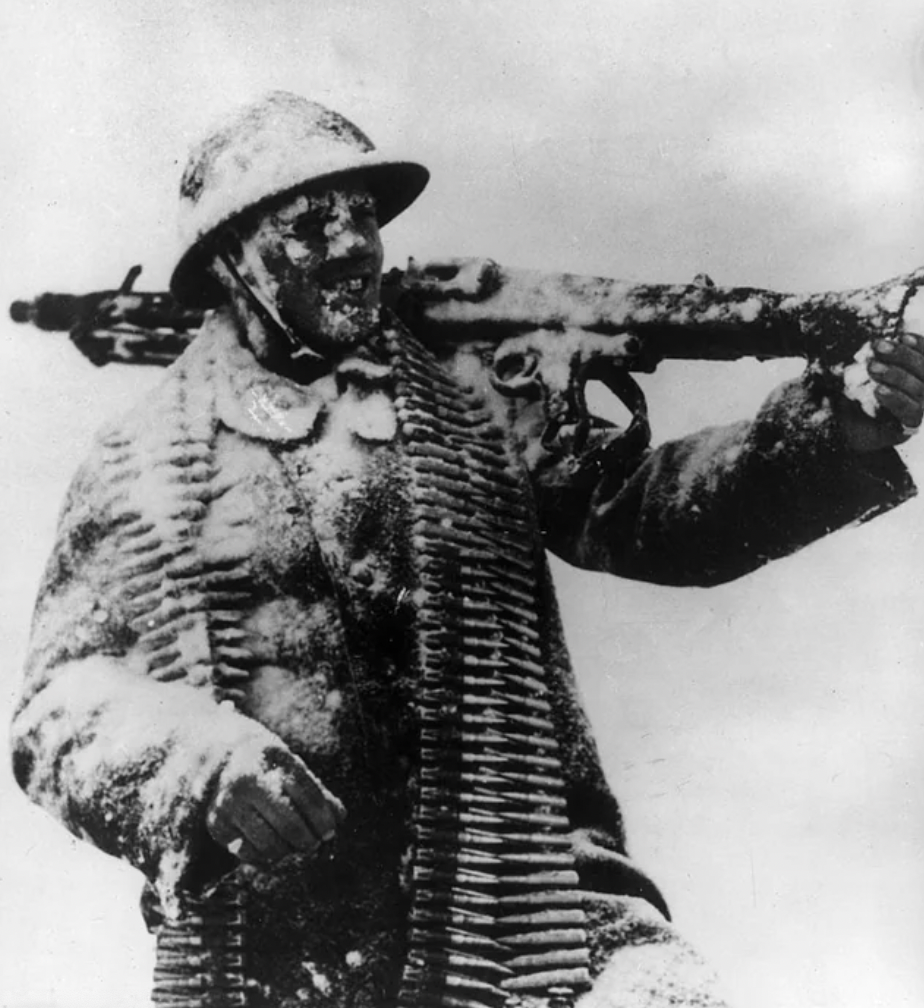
[[12, 257, 924, 438]]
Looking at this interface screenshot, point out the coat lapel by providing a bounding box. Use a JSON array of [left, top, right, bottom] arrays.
[[203, 315, 397, 444]]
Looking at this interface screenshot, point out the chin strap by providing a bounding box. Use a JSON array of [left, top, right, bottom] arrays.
[[216, 246, 321, 361]]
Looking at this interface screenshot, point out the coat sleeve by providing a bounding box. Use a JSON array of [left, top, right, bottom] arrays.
[[530, 376, 916, 586], [9, 448, 280, 920]]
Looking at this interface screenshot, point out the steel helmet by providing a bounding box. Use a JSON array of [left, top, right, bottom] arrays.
[[169, 91, 430, 307]]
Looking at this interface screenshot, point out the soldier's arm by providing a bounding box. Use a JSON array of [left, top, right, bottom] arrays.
[[531, 370, 917, 587], [9, 453, 341, 917]]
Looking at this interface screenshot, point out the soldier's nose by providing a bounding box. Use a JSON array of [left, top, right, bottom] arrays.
[[339, 229, 366, 255]]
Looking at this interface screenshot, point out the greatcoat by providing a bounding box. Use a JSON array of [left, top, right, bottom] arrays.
[[10, 309, 914, 1008]]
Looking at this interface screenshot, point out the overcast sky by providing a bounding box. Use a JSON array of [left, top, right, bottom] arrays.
[[2, 2, 924, 1006]]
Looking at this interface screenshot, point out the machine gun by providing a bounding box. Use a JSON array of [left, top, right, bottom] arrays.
[[13, 257, 924, 441], [10, 264, 203, 367]]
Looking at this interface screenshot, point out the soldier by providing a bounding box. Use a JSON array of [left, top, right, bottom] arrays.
[[10, 92, 924, 1008]]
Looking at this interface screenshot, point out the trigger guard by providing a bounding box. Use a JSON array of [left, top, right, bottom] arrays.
[[576, 363, 652, 459]]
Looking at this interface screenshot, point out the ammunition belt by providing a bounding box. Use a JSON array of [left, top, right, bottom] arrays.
[[151, 883, 248, 1007], [102, 361, 252, 1008], [145, 328, 592, 1007], [389, 332, 591, 1008]]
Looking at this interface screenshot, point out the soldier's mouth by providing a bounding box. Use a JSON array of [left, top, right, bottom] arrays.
[[336, 277, 369, 294], [318, 271, 375, 308]]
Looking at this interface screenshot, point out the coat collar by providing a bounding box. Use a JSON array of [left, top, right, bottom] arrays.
[[198, 312, 394, 442]]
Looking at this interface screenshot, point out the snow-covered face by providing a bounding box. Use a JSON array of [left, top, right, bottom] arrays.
[[230, 184, 384, 356]]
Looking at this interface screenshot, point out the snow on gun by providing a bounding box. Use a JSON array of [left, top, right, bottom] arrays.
[[12, 256, 924, 429], [398, 258, 924, 440]]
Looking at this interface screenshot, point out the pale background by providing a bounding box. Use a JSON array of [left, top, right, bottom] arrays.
[[1, 1, 924, 1006]]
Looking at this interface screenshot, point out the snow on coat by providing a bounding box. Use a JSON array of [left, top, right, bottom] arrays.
[[10, 310, 914, 1007]]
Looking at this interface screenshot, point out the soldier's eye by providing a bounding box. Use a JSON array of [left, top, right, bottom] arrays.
[[291, 216, 327, 240]]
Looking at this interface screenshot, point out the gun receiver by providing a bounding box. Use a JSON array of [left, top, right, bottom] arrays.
[[393, 257, 924, 448], [397, 256, 924, 365]]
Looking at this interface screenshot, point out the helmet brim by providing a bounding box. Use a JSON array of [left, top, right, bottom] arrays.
[[169, 158, 429, 309]]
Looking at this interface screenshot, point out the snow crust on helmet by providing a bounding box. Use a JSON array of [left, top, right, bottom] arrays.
[[170, 92, 428, 307]]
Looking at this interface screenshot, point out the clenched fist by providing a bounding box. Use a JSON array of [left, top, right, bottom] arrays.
[[207, 740, 345, 868], [836, 331, 924, 452]]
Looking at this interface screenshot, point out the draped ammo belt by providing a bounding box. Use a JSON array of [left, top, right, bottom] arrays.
[[147, 330, 592, 1007], [390, 332, 591, 1008]]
